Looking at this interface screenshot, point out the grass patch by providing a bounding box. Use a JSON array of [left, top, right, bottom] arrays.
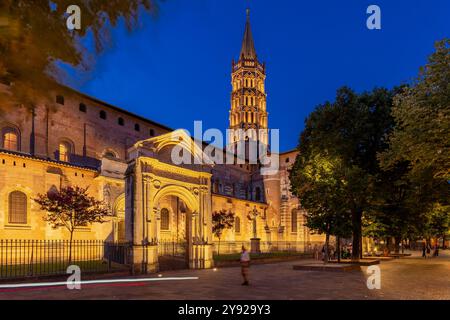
[[0, 260, 126, 279]]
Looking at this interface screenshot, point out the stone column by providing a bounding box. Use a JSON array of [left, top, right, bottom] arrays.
[[189, 183, 213, 269], [128, 161, 158, 274]]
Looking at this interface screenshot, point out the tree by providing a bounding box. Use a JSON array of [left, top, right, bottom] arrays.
[[423, 203, 450, 247], [290, 87, 397, 260], [34, 186, 110, 263], [364, 161, 415, 253], [290, 153, 352, 263], [0, 0, 159, 112], [212, 210, 235, 256], [380, 39, 450, 180], [378, 39, 450, 247]]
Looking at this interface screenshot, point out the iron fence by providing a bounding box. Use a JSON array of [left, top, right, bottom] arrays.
[[0, 239, 132, 280], [158, 240, 187, 257], [212, 241, 325, 255]]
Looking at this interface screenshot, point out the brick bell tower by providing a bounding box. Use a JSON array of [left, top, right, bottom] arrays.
[[228, 9, 268, 158]]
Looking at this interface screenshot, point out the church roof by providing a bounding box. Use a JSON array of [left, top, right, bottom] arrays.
[[239, 9, 257, 60]]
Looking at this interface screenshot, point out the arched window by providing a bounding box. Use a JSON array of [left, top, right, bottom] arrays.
[[149, 129, 155, 136], [8, 191, 27, 224], [56, 95, 64, 105], [255, 187, 261, 201], [79, 103, 87, 113], [291, 209, 298, 233], [103, 150, 117, 159], [160, 208, 170, 230], [2, 127, 19, 151], [134, 123, 140, 132], [59, 141, 72, 162], [235, 216, 241, 233], [99, 110, 107, 120], [118, 117, 125, 126]]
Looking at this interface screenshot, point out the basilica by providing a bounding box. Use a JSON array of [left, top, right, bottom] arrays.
[[0, 11, 324, 271]]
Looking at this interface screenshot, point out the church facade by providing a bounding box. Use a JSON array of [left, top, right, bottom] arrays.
[[0, 12, 324, 271]]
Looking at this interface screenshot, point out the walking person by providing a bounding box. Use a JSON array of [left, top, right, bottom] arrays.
[[426, 243, 431, 258], [433, 244, 439, 257], [321, 245, 326, 261], [313, 244, 319, 260], [422, 242, 426, 258], [240, 246, 250, 286]]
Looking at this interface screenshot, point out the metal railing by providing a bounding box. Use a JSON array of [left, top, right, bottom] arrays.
[[158, 240, 187, 257], [0, 239, 132, 280], [212, 241, 325, 255]]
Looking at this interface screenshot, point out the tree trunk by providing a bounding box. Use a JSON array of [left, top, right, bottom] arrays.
[[68, 230, 74, 264], [394, 237, 401, 254], [337, 236, 341, 263], [386, 237, 392, 254], [351, 209, 362, 261], [217, 237, 220, 256], [324, 232, 330, 264]]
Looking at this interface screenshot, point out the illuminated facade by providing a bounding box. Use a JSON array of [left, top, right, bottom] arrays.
[[0, 11, 324, 271], [229, 9, 268, 148]]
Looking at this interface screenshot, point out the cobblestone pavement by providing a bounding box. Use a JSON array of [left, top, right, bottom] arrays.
[[0, 251, 449, 300]]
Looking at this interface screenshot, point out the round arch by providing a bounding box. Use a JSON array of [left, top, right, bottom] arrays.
[[113, 193, 125, 218], [153, 185, 199, 213]]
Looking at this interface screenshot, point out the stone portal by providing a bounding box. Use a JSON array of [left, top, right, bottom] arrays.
[[125, 130, 214, 273]]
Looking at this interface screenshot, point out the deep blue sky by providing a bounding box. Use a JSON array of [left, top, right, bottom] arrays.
[[70, 0, 449, 151]]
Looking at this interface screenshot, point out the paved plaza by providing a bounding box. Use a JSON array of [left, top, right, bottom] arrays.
[[1, 251, 449, 300]]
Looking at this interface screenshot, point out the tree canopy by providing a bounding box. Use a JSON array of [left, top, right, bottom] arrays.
[[290, 87, 397, 259], [380, 39, 450, 180], [0, 0, 158, 110], [34, 185, 110, 262]]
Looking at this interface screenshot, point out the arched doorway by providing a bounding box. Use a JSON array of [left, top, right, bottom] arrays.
[[156, 195, 190, 270], [113, 194, 126, 242], [153, 184, 201, 271], [126, 129, 214, 273]]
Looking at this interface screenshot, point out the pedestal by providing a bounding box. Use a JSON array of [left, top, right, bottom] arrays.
[[190, 243, 214, 269], [250, 238, 261, 254], [132, 244, 158, 274]]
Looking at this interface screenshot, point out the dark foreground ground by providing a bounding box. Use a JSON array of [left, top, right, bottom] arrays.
[[0, 251, 449, 300]]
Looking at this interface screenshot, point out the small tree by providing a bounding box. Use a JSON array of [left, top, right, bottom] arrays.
[[212, 210, 235, 256], [34, 186, 110, 263]]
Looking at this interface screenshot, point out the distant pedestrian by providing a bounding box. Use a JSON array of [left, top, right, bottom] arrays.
[[313, 244, 319, 260], [240, 246, 250, 286], [433, 244, 439, 257], [426, 243, 431, 258], [422, 243, 426, 258]]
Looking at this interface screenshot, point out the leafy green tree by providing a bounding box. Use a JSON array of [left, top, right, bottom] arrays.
[[423, 203, 450, 245], [212, 210, 235, 256], [290, 87, 397, 260], [292, 153, 352, 263], [380, 39, 450, 180], [378, 39, 450, 247], [0, 0, 159, 111], [34, 186, 110, 263], [365, 162, 414, 253]]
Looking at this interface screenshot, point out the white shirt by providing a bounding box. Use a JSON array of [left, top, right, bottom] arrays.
[[241, 251, 250, 262]]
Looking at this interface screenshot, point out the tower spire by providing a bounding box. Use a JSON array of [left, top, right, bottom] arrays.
[[240, 8, 256, 60], [228, 9, 268, 152]]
